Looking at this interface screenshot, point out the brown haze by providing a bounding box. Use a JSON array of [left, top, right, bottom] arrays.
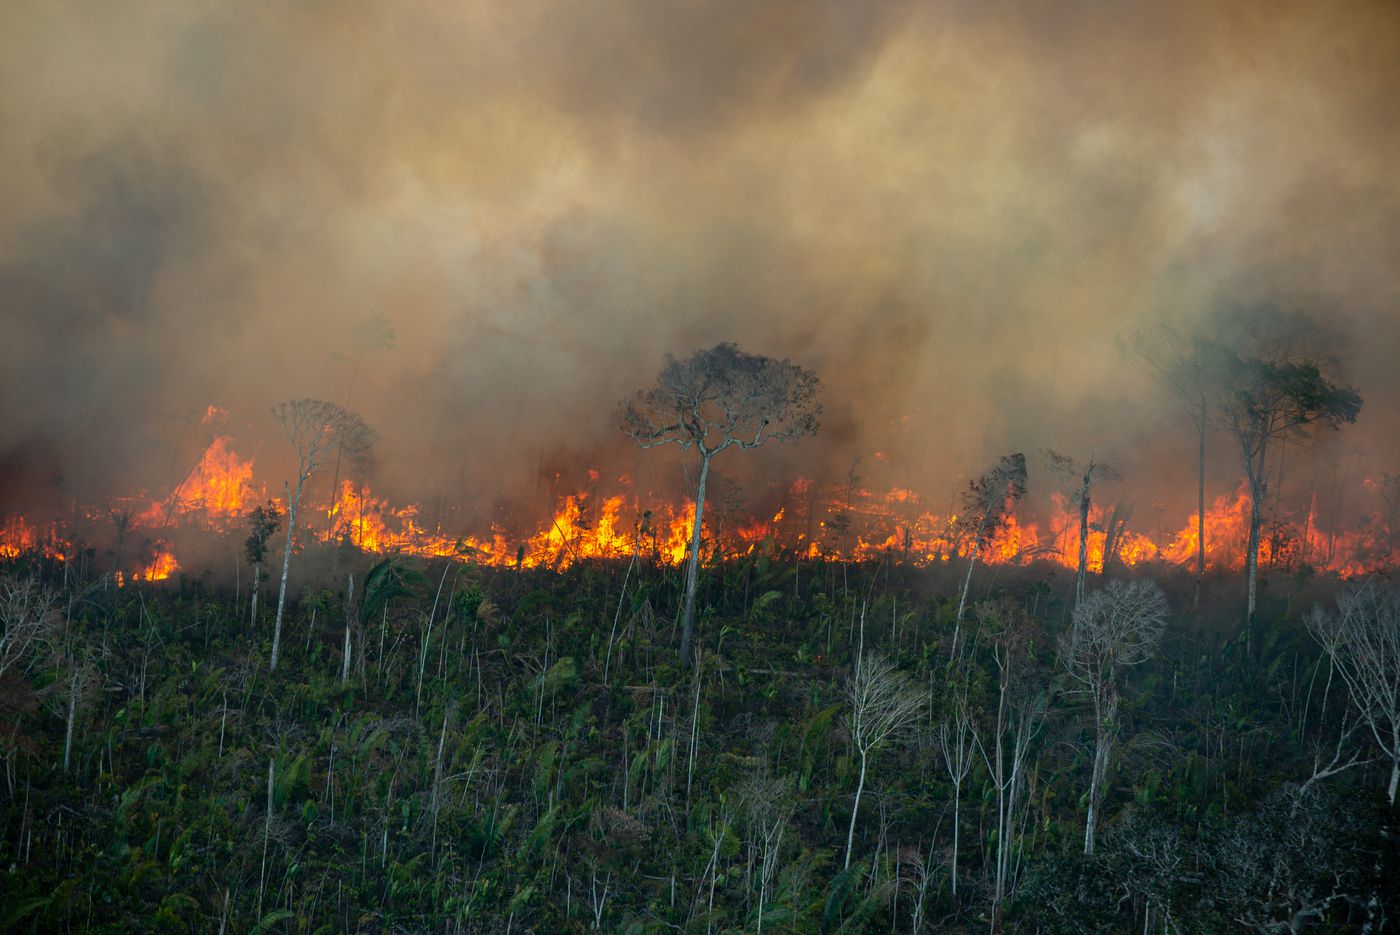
[[2, 0, 1399, 548]]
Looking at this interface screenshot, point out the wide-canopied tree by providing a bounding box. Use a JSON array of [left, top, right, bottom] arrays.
[[618, 343, 820, 665]]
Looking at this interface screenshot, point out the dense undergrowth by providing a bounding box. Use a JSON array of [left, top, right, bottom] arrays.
[[1, 547, 1396, 933]]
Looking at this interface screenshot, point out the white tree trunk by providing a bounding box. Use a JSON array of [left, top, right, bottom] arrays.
[[844, 749, 867, 869], [271, 474, 307, 671], [1076, 487, 1091, 607], [680, 454, 711, 666], [249, 561, 260, 629], [342, 572, 354, 685], [1246, 473, 1263, 624], [62, 667, 80, 773], [950, 781, 961, 899], [1084, 732, 1109, 855]]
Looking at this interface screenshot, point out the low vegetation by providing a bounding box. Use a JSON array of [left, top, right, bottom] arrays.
[[1, 546, 1396, 933]]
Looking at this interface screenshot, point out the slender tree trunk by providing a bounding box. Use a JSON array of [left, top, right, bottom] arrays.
[[249, 561, 260, 629], [953, 522, 988, 659], [62, 667, 80, 773], [956, 545, 980, 626], [342, 572, 354, 685], [259, 757, 274, 917], [1084, 715, 1112, 855], [1194, 398, 1206, 611], [1245, 467, 1264, 627], [1076, 483, 1091, 608], [679, 454, 711, 667], [991, 655, 1009, 929], [950, 781, 961, 899], [1388, 757, 1398, 806], [271, 473, 307, 671], [844, 748, 867, 869], [1242, 435, 1269, 632]]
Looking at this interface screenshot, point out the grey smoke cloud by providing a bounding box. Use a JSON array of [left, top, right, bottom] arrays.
[[2, 0, 1397, 531]]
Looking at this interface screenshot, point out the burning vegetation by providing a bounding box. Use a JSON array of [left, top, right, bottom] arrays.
[[2, 429, 1396, 584]]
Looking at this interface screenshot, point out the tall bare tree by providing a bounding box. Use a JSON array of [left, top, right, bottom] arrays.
[[736, 768, 795, 935], [618, 343, 820, 665], [1307, 581, 1400, 804], [1044, 450, 1119, 608], [952, 453, 1027, 654], [1122, 319, 1215, 610], [1061, 578, 1169, 854], [972, 602, 1047, 930], [269, 399, 372, 671], [935, 666, 975, 902], [843, 651, 921, 869]]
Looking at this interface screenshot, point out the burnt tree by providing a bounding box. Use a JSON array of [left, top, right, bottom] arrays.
[[1045, 450, 1119, 608]]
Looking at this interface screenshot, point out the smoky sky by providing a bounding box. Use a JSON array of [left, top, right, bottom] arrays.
[[3, 0, 1399, 525]]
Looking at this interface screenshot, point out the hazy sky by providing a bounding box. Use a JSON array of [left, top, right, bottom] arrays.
[[3, 0, 1398, 525]]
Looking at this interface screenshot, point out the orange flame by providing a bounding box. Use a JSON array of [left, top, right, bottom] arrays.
[[5, 422, 1399, 580]]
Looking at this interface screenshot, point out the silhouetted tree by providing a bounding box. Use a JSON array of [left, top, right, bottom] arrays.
[[269, 399, 373, 671], [618, 343, 820, 665], [244, 500, 281, 630], [1208, 310, 1361, 625], [1045, 450, 1119, 608], [1123, 318, 1216, 610]]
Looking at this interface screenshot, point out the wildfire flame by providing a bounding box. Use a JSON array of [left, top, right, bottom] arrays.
[[3, 430, 1398, 580]]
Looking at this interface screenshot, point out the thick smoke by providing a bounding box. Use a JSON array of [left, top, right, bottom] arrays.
[[2, 0, 1398, 535]]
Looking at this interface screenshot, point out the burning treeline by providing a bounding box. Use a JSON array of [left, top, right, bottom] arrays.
[[2, 426, 1396, 584]]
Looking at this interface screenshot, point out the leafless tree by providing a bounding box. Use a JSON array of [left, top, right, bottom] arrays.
[[894, 844, 936, 934], [1306, 581, 1400, 804], [1122, 317, 1216, 610], [0, 574, 61, 683], [617, 343, 820, 665], [692, 795, 736, 935], [269, 399, 373, 671], [1061, 578, 1169, 854], [736, 768, 794, 935], [843, 651, 921, 869], [952, 453, 1027, 655], [934, 666, 974, 902], [1044, 450, 1120, 608], [970, 601, 1048, 930]]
